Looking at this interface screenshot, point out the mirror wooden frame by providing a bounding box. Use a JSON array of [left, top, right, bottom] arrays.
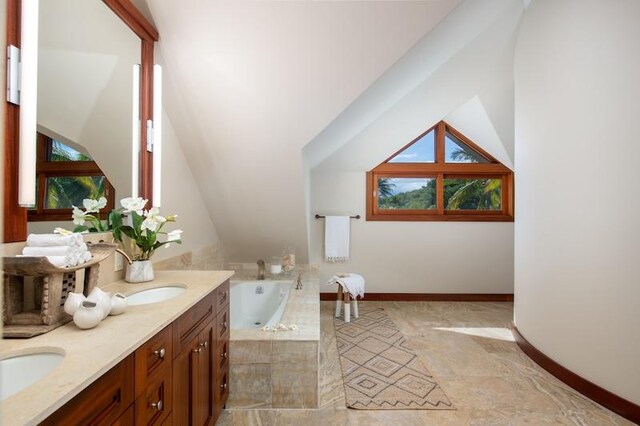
[[3, 0, 158, 242]]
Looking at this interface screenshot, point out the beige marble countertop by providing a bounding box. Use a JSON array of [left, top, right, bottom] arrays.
[[0, 270, 234, 426], [230, 273, 319, 342]]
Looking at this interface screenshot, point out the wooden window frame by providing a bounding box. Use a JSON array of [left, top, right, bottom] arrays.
[[366, 121, 514, 222], [27, 134, 115, 222]]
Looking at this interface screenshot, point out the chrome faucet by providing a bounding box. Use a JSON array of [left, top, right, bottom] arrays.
[[295, 271, 303, 290], [257, 259, 266, 280]]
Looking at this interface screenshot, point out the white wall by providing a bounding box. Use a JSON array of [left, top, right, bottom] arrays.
[[514, 0, 640, 404], [310, 171, 514, 293], [147, 0, 461, 263], [309, 0, 522, 293]]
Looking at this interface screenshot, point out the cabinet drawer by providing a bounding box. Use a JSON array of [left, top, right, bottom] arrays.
[[173, 292, 215, 356], [42, 354, 135, 426], [216, 304, 230, 342], [215, 280, 230, 312], [134, 371, 172, 426], [215, 337, 229, 376], [214, 362, 229, 421], [135, 324, 173, 397]]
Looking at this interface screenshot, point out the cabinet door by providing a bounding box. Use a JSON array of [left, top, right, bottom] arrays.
[[194, 322, 215, 426], [172, 321, 215, 426]]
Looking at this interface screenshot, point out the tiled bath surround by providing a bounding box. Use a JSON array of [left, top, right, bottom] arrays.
[[227, 273, 320, 409], [153, 244, 227, 271]]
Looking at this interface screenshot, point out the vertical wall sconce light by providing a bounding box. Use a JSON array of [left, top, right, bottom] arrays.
[[152, 64, 162, 207], [18, 0, 39, 207], [131, 64, 141, 198]]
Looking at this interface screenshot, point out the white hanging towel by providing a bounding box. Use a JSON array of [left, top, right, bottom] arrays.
[[324, 216, 350, 262]]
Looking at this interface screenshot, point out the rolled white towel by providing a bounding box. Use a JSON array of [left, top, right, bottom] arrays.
[[74, 251, 93, 266], [26, 233, 83, 247], [17, 254, 68, 268], [23, 246, 75, 257]]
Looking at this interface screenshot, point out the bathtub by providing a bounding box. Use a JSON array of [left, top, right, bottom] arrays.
[[230, 280, 292, 329]]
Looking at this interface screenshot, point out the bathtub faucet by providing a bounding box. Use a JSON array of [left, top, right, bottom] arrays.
[[295, 272, 303, 290], [257, 259, 266, 280]]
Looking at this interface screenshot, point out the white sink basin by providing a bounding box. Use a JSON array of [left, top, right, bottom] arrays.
[[127, 285, 186, 306], [1, 351, 65, 400]]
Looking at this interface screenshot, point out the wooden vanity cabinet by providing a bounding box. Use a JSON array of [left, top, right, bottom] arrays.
[[42, 279, 230, 426], [41, 354, 135, 426], [173, 280, 229, 426]]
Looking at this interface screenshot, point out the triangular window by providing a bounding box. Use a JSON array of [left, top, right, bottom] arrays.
[[367, 121, 513, 222], [445, 131, 489, 163], [388, 129, 435, 163]]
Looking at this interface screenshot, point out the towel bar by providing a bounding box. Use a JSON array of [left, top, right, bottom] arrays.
[[315, 214, 360, 219]]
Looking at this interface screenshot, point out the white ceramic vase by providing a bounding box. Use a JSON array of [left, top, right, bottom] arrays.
[[109, 293, 128, 316], [63, 292, 86, 316], [87, 287, 112, 319], [126, 260, 154, 283], [73, 301, 103, 330]]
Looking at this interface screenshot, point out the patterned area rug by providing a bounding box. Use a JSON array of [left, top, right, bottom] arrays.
[[335, 306, 454, 410]]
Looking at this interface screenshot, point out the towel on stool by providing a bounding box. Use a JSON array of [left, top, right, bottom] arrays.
[[327, 273, 365, 299]]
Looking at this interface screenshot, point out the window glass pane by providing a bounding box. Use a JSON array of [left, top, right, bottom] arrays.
[[45, 176, 106, 209], [445, 132, 489, 163], [444, 178, 501, 210], [377, 177, 436, 210], [48, 140, 92, 162], [388, 130, 435, 163]]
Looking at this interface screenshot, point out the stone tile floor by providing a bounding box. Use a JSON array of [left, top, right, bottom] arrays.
[[218, 301, 632, 425]]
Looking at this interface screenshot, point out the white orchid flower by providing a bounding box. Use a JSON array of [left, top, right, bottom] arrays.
[[144, 206, 167, 223], [164, 229, 183, 248], [54, 227, 73, 236], [72, 206, 87, 225], [141, 217, 160, 232], [167, 229, 183, 242], [82, 197, 107, 213], [120, 197, 147, 214]]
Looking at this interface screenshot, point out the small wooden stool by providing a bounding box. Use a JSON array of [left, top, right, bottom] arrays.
[[335, 285, 359, 323]]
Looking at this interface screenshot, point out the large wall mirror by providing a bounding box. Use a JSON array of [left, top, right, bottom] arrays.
[[3, 0, 158, 242]]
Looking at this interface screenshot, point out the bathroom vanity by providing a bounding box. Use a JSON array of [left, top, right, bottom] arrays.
[[1, 270, 233, 426]]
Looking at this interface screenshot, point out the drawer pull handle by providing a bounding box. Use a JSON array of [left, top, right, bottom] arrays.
[[221, 290, 228, 300], [193, 347, 202, 354], [199, 341, 208, 349], [153, 348, 166, 359], [149, 400, 163, 411], [220, 321, 227, 328], [220, 383, 227, 390], [221, 352, 228, 359]]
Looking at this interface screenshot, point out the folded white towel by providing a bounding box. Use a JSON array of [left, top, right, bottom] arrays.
[[17, 254, 68, 268], [26, 233, 83, 247], [22, 243, 87, 257], [327, 273, 365, 299], [324, 216, 350, 262]]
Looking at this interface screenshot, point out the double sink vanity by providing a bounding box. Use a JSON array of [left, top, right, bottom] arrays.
[[1, 270, 233, 425]]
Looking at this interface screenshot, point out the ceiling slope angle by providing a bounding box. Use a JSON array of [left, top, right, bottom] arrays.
[[144, 0, 461, 262], [307, 0, 524, 173]]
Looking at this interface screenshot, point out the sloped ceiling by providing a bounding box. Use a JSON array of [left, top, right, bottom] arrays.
[[144, 0, 461, 262]]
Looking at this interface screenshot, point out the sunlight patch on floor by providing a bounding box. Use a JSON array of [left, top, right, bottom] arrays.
[[433, 327, 515, 341]]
